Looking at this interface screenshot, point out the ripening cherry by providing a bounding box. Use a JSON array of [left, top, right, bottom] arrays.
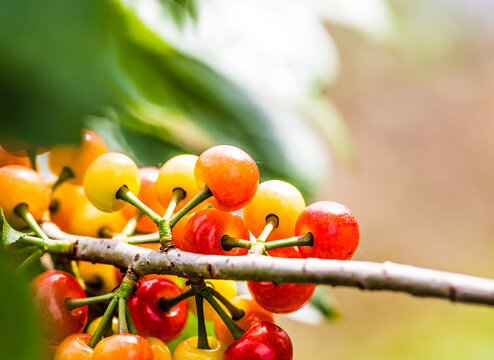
[[155, 154, 207, 213], [214, 295, 275, 346], [86, 316, 119, 337], [0, 145, 31, 167], [122, 167, 166, 233], [185, 279, 237, 321], [83, 152, 140, 212], [243, 180, 305, 257], [68, 202, 127, 238], [31, 270, 88, 344], [172, 336, 225, 360], [171, 212, 193, 249], [92, 334, 154, 360], [181, 208, 250, 256], [78, 261, 120, 295], [48, 129, 108, 185], [295, 201, 359, 260], [0, 165, 50, 229], [224, 321, 293, 360], [50, 183, 86, 232], [53, 333, 93, 360], [128, 276, 188, 343], [146, 337, 172, 360], [194, 145, 259, 212]]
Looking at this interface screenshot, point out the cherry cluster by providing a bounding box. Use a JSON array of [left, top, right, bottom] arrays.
[[0, 130, 359, 360]]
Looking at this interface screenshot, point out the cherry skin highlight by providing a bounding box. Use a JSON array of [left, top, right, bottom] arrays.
[[53, 333, 93, 360], [295, 201, 359, 260], [92, 334, 154, 360]]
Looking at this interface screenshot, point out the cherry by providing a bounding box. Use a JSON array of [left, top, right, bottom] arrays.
[[295, 201, 359, 260], [194, 145, 259, 212], [31, 270, 88, 344], [224, 321, 293, 360], [181, 208, 250, 256], [53, 333, 93, 360], [92, 334, 154, 360], [128, 276, 188, 343]]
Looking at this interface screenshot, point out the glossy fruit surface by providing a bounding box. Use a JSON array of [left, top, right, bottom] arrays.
[[155, 154, 206, 212], [194, 145, 258, 212], [83, 152, 140, 212], [128, 276, 188, 343], [32, 270, 88, 344], [172, 336, 225, 360], [86, 316, 119, 337], [185, 279, 237, 321], [247, 280, 315, 314], [122, 167, 166, 233], [48, 129, 107, 184], [295, 201, 359, 260], [214, 295, 274, 346], [181, 208, 249, 256], [78, 261, 119, 295], [0, 165, 50, 228], [50, 183, 86, 232], [171, 212, 192, 249], [0, 145, 31, 167], [146, 337, 172, 360], [53, 333, 93, 360], [68, 202, 127, 238], [92, 334, 154, 360], [224, 321, 293, 360]]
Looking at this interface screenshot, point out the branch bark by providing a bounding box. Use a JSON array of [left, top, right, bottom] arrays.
[[42, 222, 494, 307]]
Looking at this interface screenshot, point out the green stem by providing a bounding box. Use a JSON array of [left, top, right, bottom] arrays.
[[14, 204, 49, 240], [201, 288, 245, 341], [249, 215, 279, 255], [121, 211, 141, 237], [208, 287, 245, 320], [118, 297, 128, 334], [18, 235, 71, 254], [125, 303, 138, 335], [195, 295, 210, 350], [157, 288, 194, 312], [16, 248, 44, 272], [163, 188, 186, 220], [168, 186, 212, 228], [125, 233, 160, 245], [221, 236, 252, 252], [88, 297, 118, 348], [264, 233, 314, 251], [26, 148, 37, 171], [116, 186, 162, 225], [65, 293, 114, 310], [51, 166, 74, 192]]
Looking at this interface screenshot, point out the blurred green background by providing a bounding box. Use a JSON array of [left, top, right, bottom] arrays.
[[2, 0, 494, 358]]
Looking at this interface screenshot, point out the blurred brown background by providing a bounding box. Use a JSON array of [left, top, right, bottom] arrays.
[[278, 6, 494, 359]]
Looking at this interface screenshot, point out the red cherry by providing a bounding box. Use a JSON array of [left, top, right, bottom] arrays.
[[194, 145, 259, 212], [92, 334, 153, 360], [31, 270, 88, 344], [295, 201, 359, 260], [128, 276, 188, 343], [181, 208, 250, 256], [53, 333, 93, 360], [224, 321, 293, 360]]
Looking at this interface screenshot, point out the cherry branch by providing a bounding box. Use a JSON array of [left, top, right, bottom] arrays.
[[41, 222, 494, 307]]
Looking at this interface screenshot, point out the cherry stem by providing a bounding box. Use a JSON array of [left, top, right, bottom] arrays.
[[51, 166, 74, 192], [157, 288, 195, 312], [7, 245, 38, 257], [125, 303, 138, 335], [14, 203, 49, 240], [26, 148, 37, 171], [168, 186, 212, 228], [207, 287, 245, 320], [116, 186, 163, 225], [201, 287, 245, 341], [18, 235, 71, 254], [195, 294, 210, 350], [125, 233, 160, 245], [65, 293, 114, 310], [121, 211, 141, 238], [88, 270, 138, 348], [163, 188, 186, 220], [221, 236, 252, 251], [118, 297, 128, 334], [264, 233, 314, 251], [16, 248, 43, 272], [250, 215, 279, 255]]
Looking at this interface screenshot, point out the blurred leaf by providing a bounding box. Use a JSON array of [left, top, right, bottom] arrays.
[[0, 252, 42, 360], [159, 0, 198, 27], [309, 287, 341, 322], [0, 209, 26, 250]]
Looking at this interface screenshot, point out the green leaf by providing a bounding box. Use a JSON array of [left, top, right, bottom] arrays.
[[0, 209, 27, 250]]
